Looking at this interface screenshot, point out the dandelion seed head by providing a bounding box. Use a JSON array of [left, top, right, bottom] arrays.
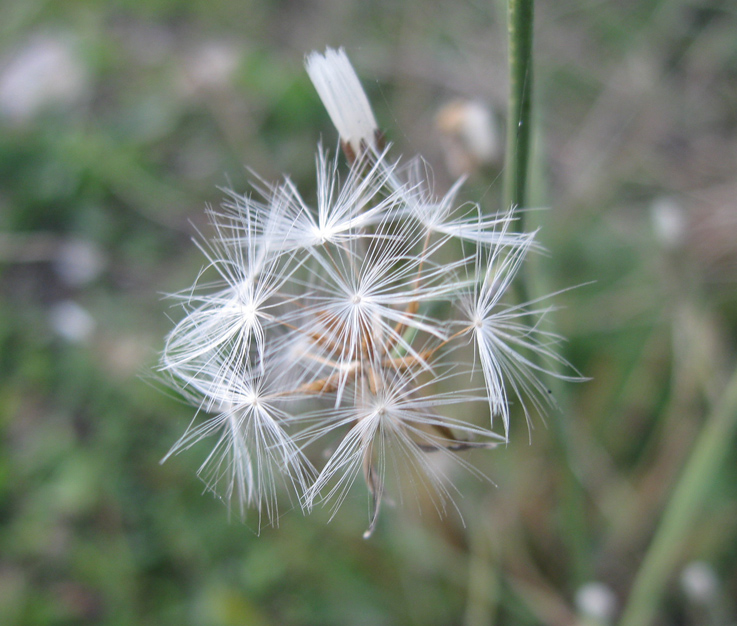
[[158, 46, 580, 533]]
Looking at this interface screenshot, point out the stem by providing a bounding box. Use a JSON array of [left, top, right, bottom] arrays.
[[618, 365, 737, 626], [503, 0, 535, 219], [503, 0, 592, 581]]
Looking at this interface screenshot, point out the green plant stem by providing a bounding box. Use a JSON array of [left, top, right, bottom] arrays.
[[503, 0, 535, 220], [503, 0, 592, 582], [619, 365, 737, 626]]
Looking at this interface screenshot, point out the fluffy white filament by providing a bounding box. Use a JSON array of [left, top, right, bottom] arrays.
[[305, 47, 380, 157]]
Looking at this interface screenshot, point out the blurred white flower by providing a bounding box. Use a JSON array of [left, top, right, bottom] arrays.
[[680, 560, 719, 604], [54, 239, 106, 287], [436, 99, 501, 176], [0, 33, 89, 125], [177, 41, 241, 97], [650, 196, 686, 250], [575, 582, 618, 623], [159, 47, 575, 534], [49, 301, 95, 343]]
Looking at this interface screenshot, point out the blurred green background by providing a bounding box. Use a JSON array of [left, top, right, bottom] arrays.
[[1, 0, 736, 624]]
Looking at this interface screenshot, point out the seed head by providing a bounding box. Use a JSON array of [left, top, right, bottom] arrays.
[[159, 47, 578, 535]]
